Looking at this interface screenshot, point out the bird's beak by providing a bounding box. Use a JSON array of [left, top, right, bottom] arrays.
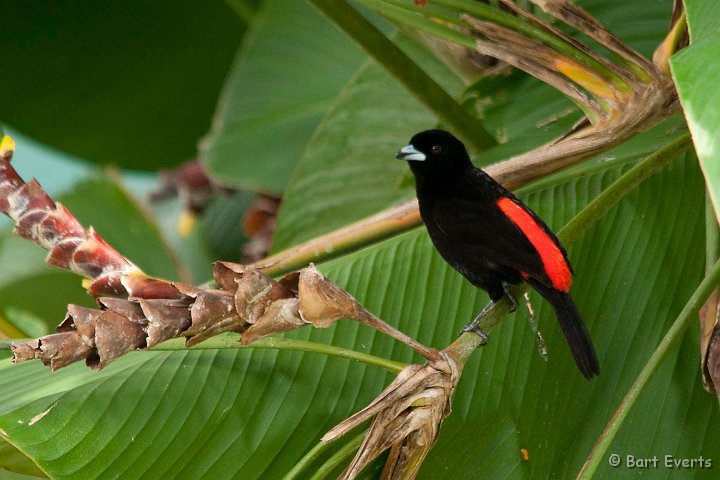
[[396, 144, 426, 162]]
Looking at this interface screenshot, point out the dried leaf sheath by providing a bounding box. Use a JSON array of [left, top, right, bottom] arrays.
[[323, 354, 459, 480]]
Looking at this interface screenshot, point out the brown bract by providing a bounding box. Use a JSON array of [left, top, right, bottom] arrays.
[[324, 352, 459, 480], [10, 253, 440, 370], [700, 290, 720, 395]]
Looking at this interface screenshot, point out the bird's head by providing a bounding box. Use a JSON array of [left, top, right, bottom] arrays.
[[396, 130, 472, 179]]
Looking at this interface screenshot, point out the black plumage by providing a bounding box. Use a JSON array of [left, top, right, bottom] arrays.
[[397, 129, 599, 379]]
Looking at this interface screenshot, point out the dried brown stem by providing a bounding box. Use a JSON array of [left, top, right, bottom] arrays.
[[469, 24, 602, 116], [497, 0, 638, 86], [530, 0, 657, 79], [490, 82, 678, 188], [252, 198, 421, 276]]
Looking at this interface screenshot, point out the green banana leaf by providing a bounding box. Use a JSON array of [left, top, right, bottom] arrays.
[[670, 0, 720, 221], [1, 0, 717, 479]]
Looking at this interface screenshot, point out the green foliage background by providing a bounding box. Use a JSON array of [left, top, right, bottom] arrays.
[[1, 0, 718, 479]]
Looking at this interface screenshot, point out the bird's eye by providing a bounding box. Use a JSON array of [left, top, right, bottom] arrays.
[[431, 145, 442, 155]]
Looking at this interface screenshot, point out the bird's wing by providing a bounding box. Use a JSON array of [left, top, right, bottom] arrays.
[[429, 183, 571, 291]]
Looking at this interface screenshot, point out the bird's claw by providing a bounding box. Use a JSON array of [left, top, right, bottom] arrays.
[[460, 319, 489, 344], [459, 288, 520, 345], [459, 301, 494, 344]]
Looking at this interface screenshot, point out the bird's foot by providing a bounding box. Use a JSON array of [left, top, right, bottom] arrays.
[[459, 301, 494, 344], [460, 319, 489, 344]]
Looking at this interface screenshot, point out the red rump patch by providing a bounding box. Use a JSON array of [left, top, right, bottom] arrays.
[[496, 197, 572, 292]]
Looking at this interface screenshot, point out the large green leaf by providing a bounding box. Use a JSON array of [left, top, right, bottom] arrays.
[[426, 151, 713, 479], [0, 1, 246, 170], [0, 145, 712, 479], [471, 74, 582, 165], [198, 0, 366, 193], [670, 0, 720, 221], [1, 1, 710, 478], [0, 431, 46, 478], [0, 337, 397, 479]]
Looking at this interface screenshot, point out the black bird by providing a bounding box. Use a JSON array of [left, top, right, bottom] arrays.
[[396, 129, 599, 379]]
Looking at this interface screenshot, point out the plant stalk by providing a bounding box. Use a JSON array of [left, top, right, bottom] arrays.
[[283, 429, 366, 480], [153, 335, 407, 373], [707, 192, 719, 273], [0, 336, 406, 373], [308, 430, 366, 480], [558, 132, 691, 245]]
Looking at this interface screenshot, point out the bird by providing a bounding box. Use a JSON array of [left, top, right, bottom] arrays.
[[396, 129, 599, 379]]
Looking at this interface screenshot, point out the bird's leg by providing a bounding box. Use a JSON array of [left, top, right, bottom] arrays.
[[503, 284, 518, 312], [459, 301, 493, 344], [460, 285, 519, 343]]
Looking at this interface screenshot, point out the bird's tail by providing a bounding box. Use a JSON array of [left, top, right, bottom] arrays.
[[529, 280, 600, 379]]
